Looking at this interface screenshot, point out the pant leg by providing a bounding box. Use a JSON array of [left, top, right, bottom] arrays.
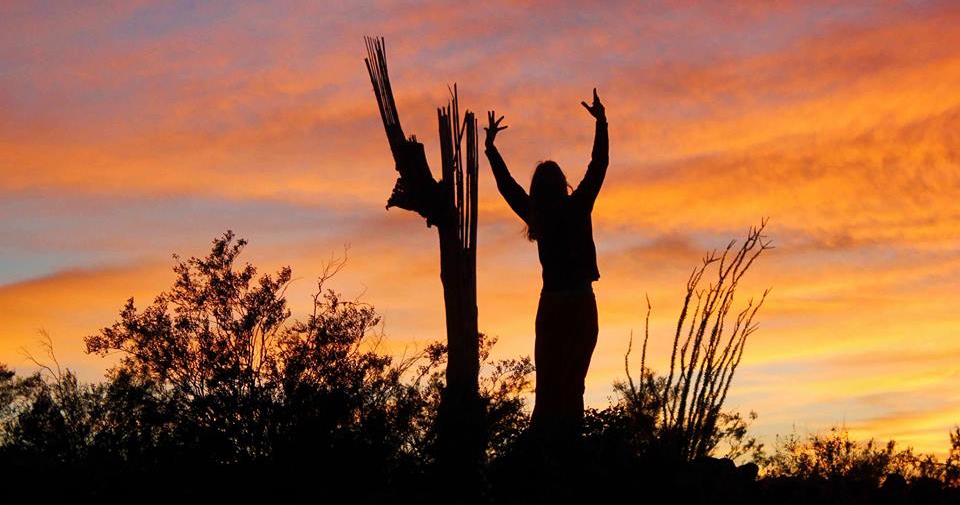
[[532, 292, 599, 438], [532, 294, 562, 433], [570, 292, 598, 422]]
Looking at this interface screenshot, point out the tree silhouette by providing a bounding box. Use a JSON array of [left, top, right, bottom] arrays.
[[84, 232, 290, 462]]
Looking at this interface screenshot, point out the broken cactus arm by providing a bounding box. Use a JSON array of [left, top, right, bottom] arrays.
[[386, 140, 443, 226], [364, 36, 444, 226]]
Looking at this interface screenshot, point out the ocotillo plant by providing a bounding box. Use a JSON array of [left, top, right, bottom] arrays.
[[363, 37, 482, 476], [627, 220, 772, 461]]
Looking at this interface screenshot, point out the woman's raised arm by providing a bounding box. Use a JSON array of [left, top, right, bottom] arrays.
[[574, 88, 608, 210], [484, 111, 530, 222]]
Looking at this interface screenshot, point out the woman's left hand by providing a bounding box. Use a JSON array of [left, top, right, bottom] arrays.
[[581, 88, 605, 122]]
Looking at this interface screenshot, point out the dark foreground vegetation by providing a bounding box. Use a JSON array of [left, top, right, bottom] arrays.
[[2, 231, 958, 504]]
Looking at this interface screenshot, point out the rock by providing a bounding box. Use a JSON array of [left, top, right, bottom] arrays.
[[911, 476, 942, 502], [737, 462, 759, 482], [881, 473, 907, 491]]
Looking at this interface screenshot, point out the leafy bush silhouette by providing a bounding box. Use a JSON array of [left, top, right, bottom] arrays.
[[762, 426, 955, 485], [83, 232, 296, 463], [0, 232, 533, 500], [753, 426, 960, 504]]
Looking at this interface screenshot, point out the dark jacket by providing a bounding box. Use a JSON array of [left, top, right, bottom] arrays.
[[485, 119, 609, 292]]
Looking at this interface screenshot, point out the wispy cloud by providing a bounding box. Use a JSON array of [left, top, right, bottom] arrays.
[[1, 0, 958, 453]]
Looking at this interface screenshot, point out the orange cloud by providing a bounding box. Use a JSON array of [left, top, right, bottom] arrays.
[[2, 0, 959, 455]]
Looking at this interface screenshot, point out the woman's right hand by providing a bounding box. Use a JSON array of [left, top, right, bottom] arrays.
[[485, 111, 508, 148]]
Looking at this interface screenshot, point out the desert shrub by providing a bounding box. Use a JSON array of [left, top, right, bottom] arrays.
[[760, 426, 953, 486], [0, 232, 533, 499], [585, 222, 771, 464], [477, 335, 534, 460]]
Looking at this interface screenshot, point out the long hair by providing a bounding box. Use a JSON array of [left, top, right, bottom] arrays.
[[526, 160, 570, 241]]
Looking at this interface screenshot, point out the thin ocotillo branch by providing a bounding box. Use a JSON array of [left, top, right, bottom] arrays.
[[639, 220, 772, 460]]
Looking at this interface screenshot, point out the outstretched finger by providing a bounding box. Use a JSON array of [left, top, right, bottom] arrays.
[[593, 87, 599, 102], [581, 101, 590, 111]]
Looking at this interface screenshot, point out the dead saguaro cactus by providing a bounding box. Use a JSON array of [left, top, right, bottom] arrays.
[[364, 36, 482, 474]]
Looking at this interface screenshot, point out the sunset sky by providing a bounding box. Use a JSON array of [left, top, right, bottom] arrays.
[[2, 0, 958, 454]]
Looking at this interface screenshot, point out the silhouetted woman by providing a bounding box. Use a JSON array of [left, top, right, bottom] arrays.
[[484, 89, 608, 443]]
